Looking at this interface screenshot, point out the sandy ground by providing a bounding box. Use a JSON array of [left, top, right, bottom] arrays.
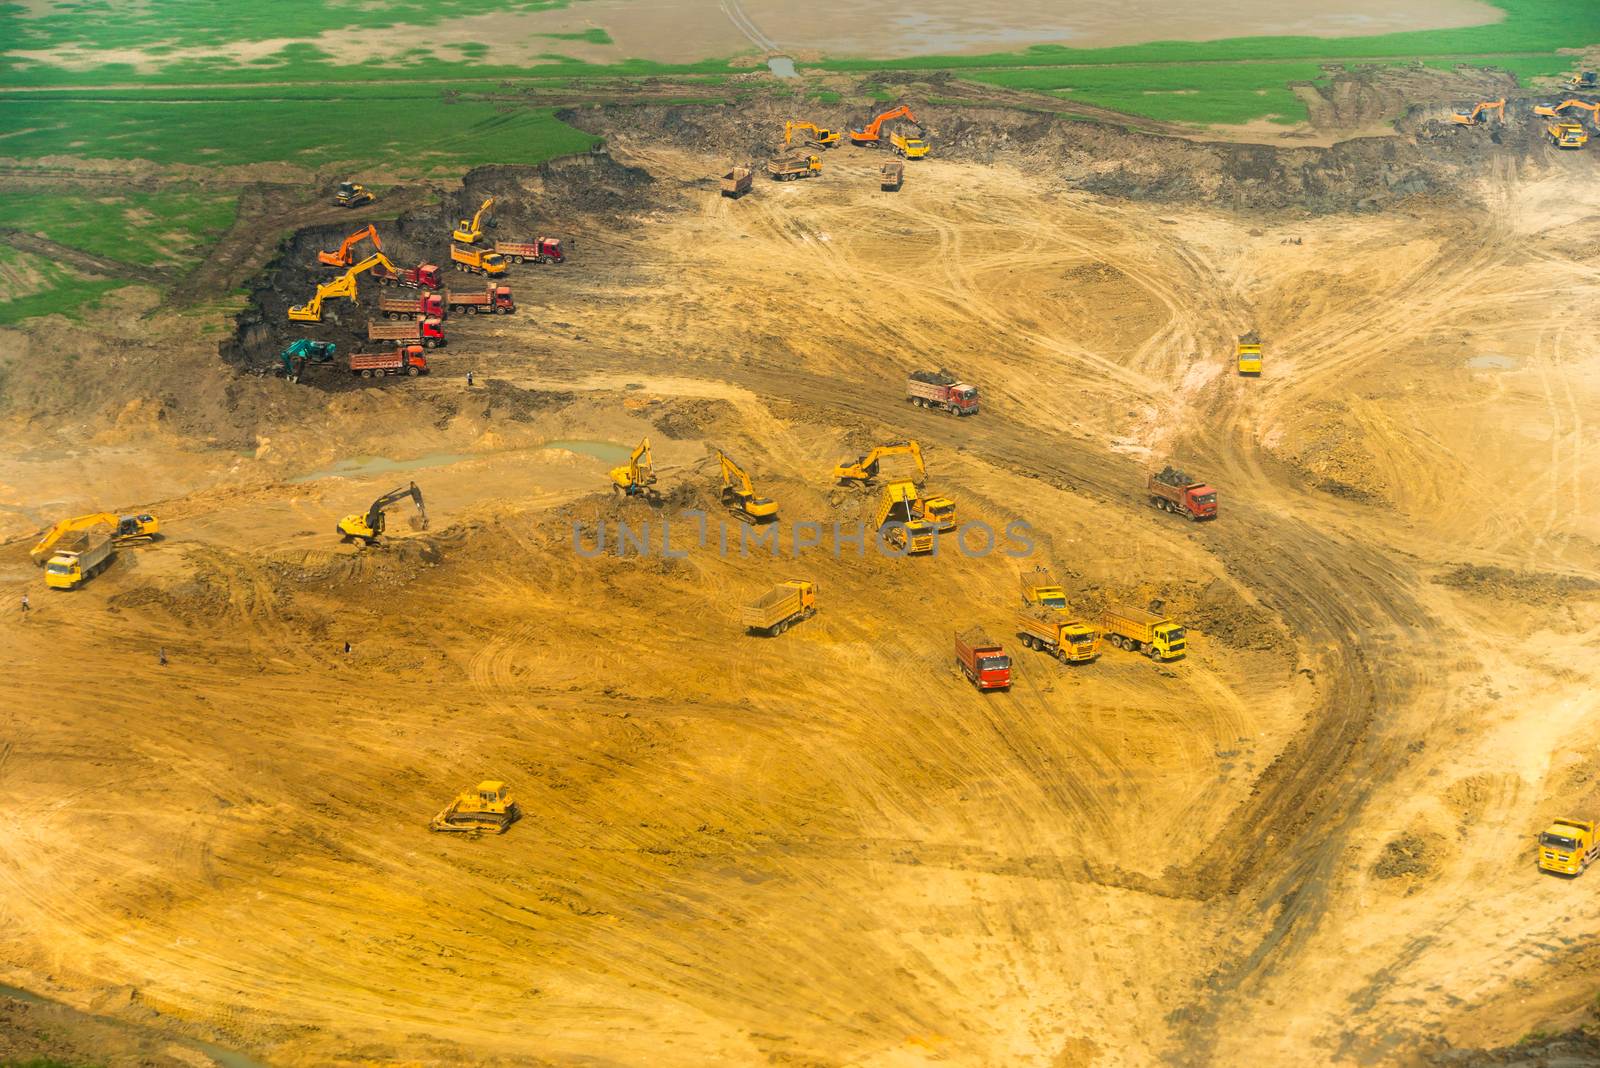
[[1, 136, 1599, 1066], [7, 0, 1503, 70]]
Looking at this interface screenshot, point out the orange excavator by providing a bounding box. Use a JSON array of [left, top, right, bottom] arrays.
[[849, 105, 929, 157], [1450, 99, 1505, 126], [317, 223, 382, 268], [1533, 98, 1599, 123]]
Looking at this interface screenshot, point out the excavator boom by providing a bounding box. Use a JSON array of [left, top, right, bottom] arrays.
[[31, 512, 159, 564], [317, 223, 382, 268], [832, 440, 927, 485], [718, 449, 778, 522], [337, 481, 427, 544], [290, 252, 400, 321], [610, 437, 661, 499], [453, 197, 496, 244], [849, 105, 919, 146]]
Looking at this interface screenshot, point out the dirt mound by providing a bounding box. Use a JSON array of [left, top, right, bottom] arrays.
[[1372, 831, 1447, 891], [1420, 1029, 1600, 1067], [1436, 564, 1600, 603]]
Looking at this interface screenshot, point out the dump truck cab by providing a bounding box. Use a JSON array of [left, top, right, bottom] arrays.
[[1538, 818, 1596, 875], [1150, 622, 1186, 658], [1237, 342, 1262, 375]]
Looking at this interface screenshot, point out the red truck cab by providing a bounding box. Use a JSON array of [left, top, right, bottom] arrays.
[[955, 629, 1012, 690], [1149, 466, 1217, 520], [375, 262, 441, 290]]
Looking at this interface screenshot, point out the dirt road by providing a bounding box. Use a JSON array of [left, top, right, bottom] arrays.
[[1, 136, 1597, 1066]]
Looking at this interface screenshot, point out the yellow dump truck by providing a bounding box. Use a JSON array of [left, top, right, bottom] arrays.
[[1016, 607, 1100, 664], [44, 532, 114, 590], [1538, 818, 1596, 875], [1101, 603, 1186, 661], [742, 580, 816, 636], [1237, 334, 1262, 376]]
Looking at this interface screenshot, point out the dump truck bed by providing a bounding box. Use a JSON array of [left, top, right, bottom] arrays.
[[742, 584, 802, 629]]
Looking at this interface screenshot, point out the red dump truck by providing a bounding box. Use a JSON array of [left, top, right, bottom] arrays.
[[368, 318, 444, 348], [373, 262, 441, 290], [494, 238, 563, 265], [955, 628, 1011, 690], [350, 346, 429, 378], [376, 292, 445, 321], [1148, 466, 1217, 520], [445, 285, 515, 315], [907, 369, 979, 415]]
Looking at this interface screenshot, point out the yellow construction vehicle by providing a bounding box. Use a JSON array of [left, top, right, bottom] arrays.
[[1538, 818, 1596, 876], [1020, 565, 1069, 609], [850, 104, 929, 158], [337, 481, 427, 545], [610, 437, 661, 501], [317, 223, 382, 268], [912, 490, 956, 532], [452, 196, 495, 245], [288, 251, 398, 322], [876, 479, 935, 554], [31, 512, 159, 565], [334, 181, 374, 208], [1450, 99, 1505, 126], [832, 440, 927, 486], [717, 450, 778, 523], [1568, 70, 1599, 91], [784, 120, 840, 148], [431, 781, 521, 835], [1547, 122, 1590, 149], [1532, 98, 1597, 119], [1237, 333, 1262, 376], [888, 130, 930, 159]]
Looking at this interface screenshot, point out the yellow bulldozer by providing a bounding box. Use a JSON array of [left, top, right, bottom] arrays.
[[431, 781, 521, 835], [31, 512, 160, 565]]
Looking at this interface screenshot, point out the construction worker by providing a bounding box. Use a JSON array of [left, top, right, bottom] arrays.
[[466, 370, 475, 388], [20, 592, 29, 614], [158, 647, 168, 667]]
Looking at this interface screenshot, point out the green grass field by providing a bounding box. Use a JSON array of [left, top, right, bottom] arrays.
[[0, 246, 130, 325], [0, 190, 236, 266], [1, 0, 1598, 328]]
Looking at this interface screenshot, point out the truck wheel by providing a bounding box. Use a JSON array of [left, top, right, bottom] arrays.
[[361, 369, 375, 378], [408, 366, 421, 376]]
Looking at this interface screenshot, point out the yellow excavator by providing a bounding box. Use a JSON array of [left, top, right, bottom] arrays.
[[317, 223, 382, 268], [288, 251, 398, 322], [30, 512, 159, 565], [610, 437, 661, 501], [832, 439, 927, 486], [337, 481, 427, 545], [876, 479, 935, 554], [1450, 99, 1505, 126], [431, 781, 521, 835], [718, 450, 778, 523], [452, 196, 495, 245], [785, 120, 840, 148]]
